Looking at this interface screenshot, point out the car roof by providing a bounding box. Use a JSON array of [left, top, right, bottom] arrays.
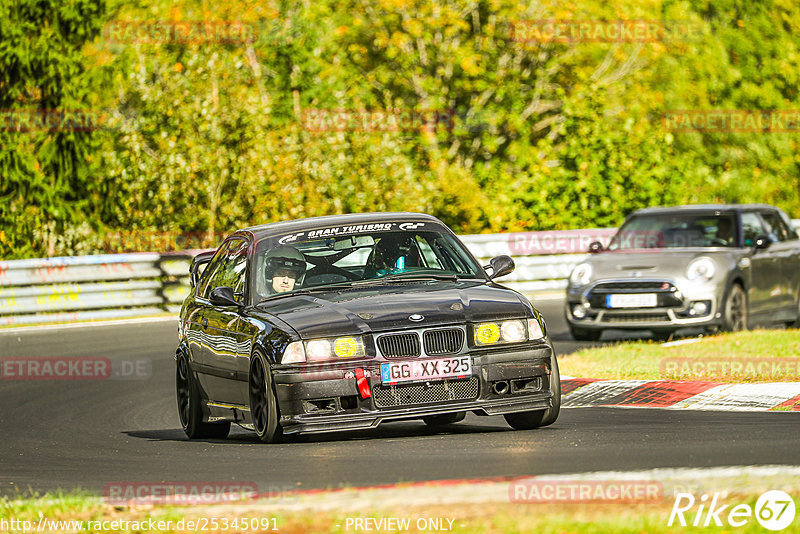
[[235, 212, 445, 240], [630, 203, 779, 216]]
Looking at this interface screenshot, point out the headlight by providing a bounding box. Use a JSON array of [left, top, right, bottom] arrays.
[[281, 336, 366, 363], [474, 320, 528, 345], [569, 262, 593, 286], [686, 257, 715, 282]]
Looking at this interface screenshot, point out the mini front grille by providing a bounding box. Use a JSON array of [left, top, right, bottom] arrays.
[[594, 281, 672, 291], [603, 312, 671, 323], [373, 377, 479, 408], [377, 333, 421, 359], [423, 328, 464, 355]]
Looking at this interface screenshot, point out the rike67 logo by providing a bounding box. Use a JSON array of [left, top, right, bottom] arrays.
[[669, 491, 795, 531]]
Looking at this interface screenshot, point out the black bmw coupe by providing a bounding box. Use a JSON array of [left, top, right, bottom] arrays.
[[176, 213, 560, 442]]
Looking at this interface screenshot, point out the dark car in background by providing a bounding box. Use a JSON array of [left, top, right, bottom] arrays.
[[565, 204, 800, 341], [177, 213, 560, 442]]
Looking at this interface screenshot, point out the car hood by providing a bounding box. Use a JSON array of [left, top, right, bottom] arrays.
[[587, 248, 739, 279], [253, 281, 532, 338]]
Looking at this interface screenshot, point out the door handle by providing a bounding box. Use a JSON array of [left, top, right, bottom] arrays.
[[202, 318, 208, 328]]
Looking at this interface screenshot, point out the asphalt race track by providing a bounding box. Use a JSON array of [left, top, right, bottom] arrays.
[[1, 296, 798, 496]]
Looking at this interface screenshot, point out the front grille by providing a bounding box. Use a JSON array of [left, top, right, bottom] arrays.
[[377, 333, 420, 359], [603, 312, 671, 323], [589, 280, 681, 309], [594, 281, 669, 290], [423, 328, 464, 355], [373, 377, 479, 408]]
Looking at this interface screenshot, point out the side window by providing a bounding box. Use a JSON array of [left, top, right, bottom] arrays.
[[208, 239, 249, 302], [740, 213, 766, 246], [198, 242, 232, 299], [415, 235, 443, 269], [761, 211, 793, 242]]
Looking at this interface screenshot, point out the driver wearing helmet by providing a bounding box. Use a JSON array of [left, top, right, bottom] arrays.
[[264, 245, 306, 294], [364, 234, 420, 278]]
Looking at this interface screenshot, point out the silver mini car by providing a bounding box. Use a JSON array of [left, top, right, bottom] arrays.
[[565, 204, 800, 340]]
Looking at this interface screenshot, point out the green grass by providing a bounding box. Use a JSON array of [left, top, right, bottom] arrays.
[[2, 491, 798, 533], [560, 329, 800, 383]]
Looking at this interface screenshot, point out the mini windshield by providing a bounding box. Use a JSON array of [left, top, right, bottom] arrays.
[[254, 226, 485, 300], [607, 213, 738, 250]]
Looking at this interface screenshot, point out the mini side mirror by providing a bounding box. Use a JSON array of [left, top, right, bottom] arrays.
[[754, 234, 773, 250], [209, 286, 241, 307], [485, 255, 515, 280], [588, 241, 604, 253]]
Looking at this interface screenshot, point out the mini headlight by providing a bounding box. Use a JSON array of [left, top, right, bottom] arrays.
[[527, 318, 544, 340], [686, 257, 715, 281], [475, 323, 501, 345], [569, 262, 593, 286], [282, 341, 306, 364]]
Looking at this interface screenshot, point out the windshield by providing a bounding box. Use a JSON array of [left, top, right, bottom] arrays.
[[253, 225, 485, 300], [607, 213, 738, 250]]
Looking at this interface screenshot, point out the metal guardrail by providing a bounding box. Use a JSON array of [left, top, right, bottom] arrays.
[[1, 221, 798, 326]]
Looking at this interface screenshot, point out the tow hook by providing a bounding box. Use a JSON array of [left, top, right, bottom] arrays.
[[354, 368, 372, 399]]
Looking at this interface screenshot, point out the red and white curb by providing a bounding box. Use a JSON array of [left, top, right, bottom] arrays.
[[561, 378, 800, 411]]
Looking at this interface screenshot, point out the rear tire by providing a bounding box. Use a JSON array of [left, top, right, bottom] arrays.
[[422, 412, 466, 427], [176, 355, 231, 439], [249, 352, 283, 443], [504, 356, 561, 430], [721, 284, 747, 332], [569, 325, 602, 342]]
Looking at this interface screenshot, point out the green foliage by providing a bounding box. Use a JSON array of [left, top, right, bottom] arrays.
[[2, 0, 800, 258], [0, 0, 107, 258]]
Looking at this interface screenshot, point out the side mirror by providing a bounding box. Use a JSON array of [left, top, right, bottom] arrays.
[[588, 241, 604, 253], [190, 251, 215, 288], [209, 287, 241, 307], [485, 255, 515, 280], [754, 234, 773, 250]]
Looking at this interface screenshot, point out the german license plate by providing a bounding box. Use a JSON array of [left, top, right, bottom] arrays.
[[606, 293, 658, 308], [380, 356, 471, 385]]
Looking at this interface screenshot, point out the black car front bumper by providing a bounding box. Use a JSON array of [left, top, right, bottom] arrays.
[[271, 345, 556, 434]]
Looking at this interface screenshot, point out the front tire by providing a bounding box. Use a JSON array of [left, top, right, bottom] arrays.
[[249, 352, 283, 443], [176, 355, 230, 439], [721, 284, 747, 332], [504, 355, 561, 430]]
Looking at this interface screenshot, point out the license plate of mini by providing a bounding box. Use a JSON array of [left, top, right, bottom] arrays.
[[606, 293, 658, 308], [380, 356, 471, 385]]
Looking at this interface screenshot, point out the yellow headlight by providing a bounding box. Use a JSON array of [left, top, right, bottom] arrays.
[[333, 336, 360, 358], [475, 323, 501, 345]]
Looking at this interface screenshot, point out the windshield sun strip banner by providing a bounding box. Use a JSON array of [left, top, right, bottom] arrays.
[[277, 222, 428, 245]]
